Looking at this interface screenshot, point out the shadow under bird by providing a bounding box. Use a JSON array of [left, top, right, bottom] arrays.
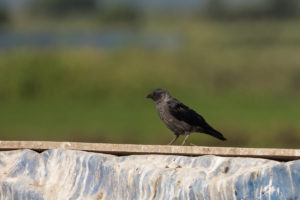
[[146, 88, 226, 145]]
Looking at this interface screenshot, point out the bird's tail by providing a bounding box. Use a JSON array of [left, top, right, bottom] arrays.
[[205, 128, 226, 141]]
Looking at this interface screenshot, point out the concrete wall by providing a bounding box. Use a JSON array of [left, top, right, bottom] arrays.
[[0, 149, 299, 199]]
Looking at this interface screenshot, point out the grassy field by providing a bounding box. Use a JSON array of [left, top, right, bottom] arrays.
[[0, 18, 300, 148]]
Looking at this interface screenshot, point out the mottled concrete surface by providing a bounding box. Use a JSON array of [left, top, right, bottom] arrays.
[[0, 149, 299, 200]]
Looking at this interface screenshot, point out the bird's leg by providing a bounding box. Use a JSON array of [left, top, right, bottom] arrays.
[[181, 133, 190, 146], [168, 134, 179, 145]]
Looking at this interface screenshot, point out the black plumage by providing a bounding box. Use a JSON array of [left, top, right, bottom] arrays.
[[146, 88, 226, 145]]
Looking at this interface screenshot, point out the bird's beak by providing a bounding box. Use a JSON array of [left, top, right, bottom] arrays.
[[146, 93, 153, 99]]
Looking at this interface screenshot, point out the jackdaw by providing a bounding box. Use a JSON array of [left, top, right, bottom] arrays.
[[146, 88, 226, 145]]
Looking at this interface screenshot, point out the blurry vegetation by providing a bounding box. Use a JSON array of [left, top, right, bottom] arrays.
[[268, 0, 300, 18], [206, 0, 300, 20], [31, 0, 98, 17], [0, 0, 300, 148], [99, 3, 143, 25], [0, 4, 9, 26], [29, 0, 142, 25]]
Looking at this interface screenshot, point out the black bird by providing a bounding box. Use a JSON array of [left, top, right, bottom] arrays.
[[146, 88, 226, 145]]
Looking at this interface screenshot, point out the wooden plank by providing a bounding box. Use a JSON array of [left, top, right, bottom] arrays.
[[0, 140, 299, 161]]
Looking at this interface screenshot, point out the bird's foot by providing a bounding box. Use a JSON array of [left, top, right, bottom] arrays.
[[181, 133, 190, 145], [168, 135, 179, 145]]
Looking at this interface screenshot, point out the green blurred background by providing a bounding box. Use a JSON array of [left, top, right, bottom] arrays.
[[0, 0, 300, 148]]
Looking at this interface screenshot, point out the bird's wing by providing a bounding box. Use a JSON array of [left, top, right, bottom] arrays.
[[167, 99, 207, 127], [167, 98, 226, 140]]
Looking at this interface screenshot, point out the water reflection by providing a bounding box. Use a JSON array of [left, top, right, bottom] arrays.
[[0, 30, 180, 50]]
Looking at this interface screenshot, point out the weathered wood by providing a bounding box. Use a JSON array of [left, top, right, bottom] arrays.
[[0, 140, 299, 161]]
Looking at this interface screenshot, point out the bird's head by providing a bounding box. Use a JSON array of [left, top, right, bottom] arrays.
[[146, 88, 171, 103]]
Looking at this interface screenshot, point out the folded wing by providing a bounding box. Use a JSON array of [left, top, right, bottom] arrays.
[[167, 99, 226, 141]]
